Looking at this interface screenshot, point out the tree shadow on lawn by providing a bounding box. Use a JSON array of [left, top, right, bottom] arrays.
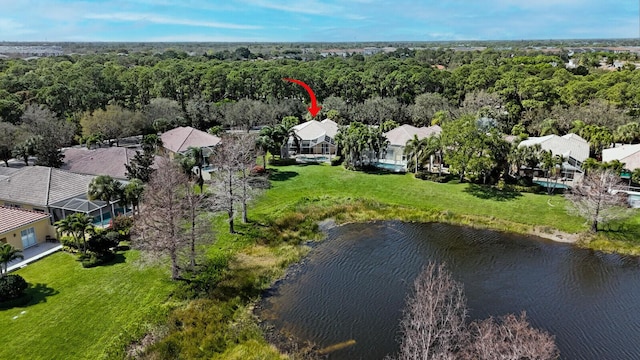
[[268, 169, 299, 182], [26, 283, 59, 305], [463, 183, 523, 202], [0, 283, 59, 309], [598, 220, 640, 242]]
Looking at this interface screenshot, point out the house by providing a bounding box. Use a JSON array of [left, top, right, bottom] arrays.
[[603, 144, 640, 171], [0, 166, 113, 224], [380, 124, 442, 170], [0, 206, 56, 250], [289, 119, 339, 157], [160, 126, 222, 160], [518, 133, 590, 179], [62, 147, 160, 180]]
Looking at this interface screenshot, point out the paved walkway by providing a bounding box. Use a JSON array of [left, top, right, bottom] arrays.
[[7, 242, 62, 273]]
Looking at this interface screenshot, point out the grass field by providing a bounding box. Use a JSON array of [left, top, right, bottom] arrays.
[[0, 251, 174, 360], [253, 164, 586, 233], [2, 163, 638, 360]]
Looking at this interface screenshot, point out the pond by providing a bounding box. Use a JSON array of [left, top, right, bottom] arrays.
[[259, 221, 640, 360]]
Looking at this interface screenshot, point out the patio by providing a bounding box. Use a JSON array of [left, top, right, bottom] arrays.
[[7, 242, 62, 273]]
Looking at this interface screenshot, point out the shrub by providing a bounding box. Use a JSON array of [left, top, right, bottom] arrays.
[[251, 165, 265, 174], [331, 156, 343, 166], [60, 235, 79, 251], [0, 274, 28, 301], [87, 231, 120, 255], [79, 252, 115, 268], [110, 215, 134, 237], [416, 171, 454, 183]]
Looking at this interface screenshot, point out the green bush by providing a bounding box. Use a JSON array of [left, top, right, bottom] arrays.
[[331, 156, 343, 166], [59, 235, 79, 251], [110, 215, 134, 238], [415, 171, 455, 183], [87, 231, 120, 255], [79, 253, 115, 268], [0, 274, 28, 301]]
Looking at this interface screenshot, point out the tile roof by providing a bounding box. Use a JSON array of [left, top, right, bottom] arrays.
[[603, 144, 640, 170], [0, 166, 95, 207], [292, 119, 338, 141], [384, 124, 442, 147], [518, 133, 590, 162], [0, 206, 50, 234], [62, 147, 160, 180], [161, 126, 221, 153]]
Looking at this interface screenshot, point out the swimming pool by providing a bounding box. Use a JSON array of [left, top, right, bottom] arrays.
[[533, 180, 571, 189], [374, 162, 406, 172]]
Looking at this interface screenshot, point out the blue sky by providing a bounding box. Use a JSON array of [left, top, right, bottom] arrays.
[[1, 0, 638, 42]]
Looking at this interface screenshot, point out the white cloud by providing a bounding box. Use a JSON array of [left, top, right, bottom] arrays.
[[84, 12, 262, 30], [240, 0, 343, 16]]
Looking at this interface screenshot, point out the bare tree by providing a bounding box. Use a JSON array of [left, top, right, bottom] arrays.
[[133, 159, 189, 279], [565, 169, 629, 233], [182, 181, 208, 270], [209, 135, 242, 234], [234, 133, 259, 223], [391, 263, 559, 360], [463, 313, 559, 360], [395, 263, 468, 360]]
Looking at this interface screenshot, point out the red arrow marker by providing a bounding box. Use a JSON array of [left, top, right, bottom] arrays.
[[283, 78, 322, 117]]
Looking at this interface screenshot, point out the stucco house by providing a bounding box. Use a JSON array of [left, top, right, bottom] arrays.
[[0, 206, 56, 250], [380, 124, 442, 170], [289, 119, 339, 157], [0, 166, 113, 225], [603, 144, 640, 171], [160, 126, 222, 160], [62, 147, 161, 180], [518, 133, 590, 179]]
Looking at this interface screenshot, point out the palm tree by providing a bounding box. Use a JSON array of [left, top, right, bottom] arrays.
[[69, 213, 95, 254], [88, 175, 123, 219], [255, 133, 274, 167], [581, 158, 601, 176], [55, 213, 95, 253], [614, 122, 640, 144], [0, 244, 23, 277], [54, 216, 76, 246], [187, 147, 205, 190], [404, 135, 425, 174], [123, 179, 145, 217], [424, 135, 442, 173]]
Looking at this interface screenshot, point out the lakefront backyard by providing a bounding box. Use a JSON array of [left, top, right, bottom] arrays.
[[2, 163, 640, 359]]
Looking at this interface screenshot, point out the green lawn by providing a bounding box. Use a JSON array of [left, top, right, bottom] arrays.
[[0, 251, 174, 360], [253, 164, 586, 233], [1, 163, 636, 360]]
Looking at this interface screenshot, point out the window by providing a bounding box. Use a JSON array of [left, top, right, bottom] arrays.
[[21, 227, 36, 249]]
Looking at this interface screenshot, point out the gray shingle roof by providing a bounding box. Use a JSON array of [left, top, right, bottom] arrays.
[[62, 147, 160, 180], [0, 166, 95, 207]]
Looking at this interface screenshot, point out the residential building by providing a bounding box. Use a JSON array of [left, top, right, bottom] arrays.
[[518, 133, 590, 179], [289, 119, 339, 157], [380, 124, 442, 171], [603, 144, 640, 171], [160, 126, 222, 160], [0, 166, 113, 224], [62, 147, 160, 180], [0, 206, 56, 250]]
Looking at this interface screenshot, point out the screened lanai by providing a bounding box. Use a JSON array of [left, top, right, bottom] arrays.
[[49, 195, 111, 225]]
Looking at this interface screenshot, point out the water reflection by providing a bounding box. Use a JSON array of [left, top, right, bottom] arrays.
[[260, 221, 640, 360]]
